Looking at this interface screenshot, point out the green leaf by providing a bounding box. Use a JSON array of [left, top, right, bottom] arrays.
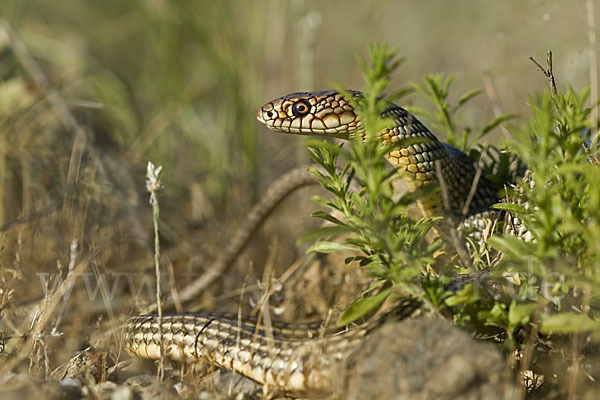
[[306, 241, 356, 254], [305, 139, 345, 155], [298, 225, 351, 245], [491, 202, 528, 214], [480, 114, 516, 136], [310, 210, 347, 226], [444, 283, 479, 307], [508, 302, 537, 327], [488, 235, 534, 259], [441, 74, 454, 94], [337, 288, 392, 326], [477, 303, 508, 328], [540, 313, 600, 334], [389, 87, 415, 103], [455, 89, 482, 111]]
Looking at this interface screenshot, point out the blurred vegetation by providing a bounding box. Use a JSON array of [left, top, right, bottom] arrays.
[[0, 0, 598, 398]]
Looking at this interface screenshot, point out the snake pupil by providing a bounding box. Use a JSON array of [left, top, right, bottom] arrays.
[[292, 100, 311, 117]]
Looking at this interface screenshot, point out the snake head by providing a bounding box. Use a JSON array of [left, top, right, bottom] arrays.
[[257, 90, 363, 138]]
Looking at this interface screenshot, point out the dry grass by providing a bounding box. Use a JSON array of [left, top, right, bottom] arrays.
[[0, 1, 598, 398]]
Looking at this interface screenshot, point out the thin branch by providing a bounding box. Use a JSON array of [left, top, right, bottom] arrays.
[[143, 166, 322, 313], [461, 156, 485, 217], [434, 161, 473, 271], [146, 162, 164, 381], [529, 50, 557, 96]]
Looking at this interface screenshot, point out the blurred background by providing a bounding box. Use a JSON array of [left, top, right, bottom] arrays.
[[0, 0, 597, 376]]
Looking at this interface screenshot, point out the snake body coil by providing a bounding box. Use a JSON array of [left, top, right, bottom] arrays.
[[125, 90, 500, 394]]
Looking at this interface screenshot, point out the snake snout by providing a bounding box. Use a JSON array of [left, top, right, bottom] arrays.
[[256, 106, 275, 126]]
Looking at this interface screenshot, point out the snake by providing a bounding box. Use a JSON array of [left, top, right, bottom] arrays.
[[124, 90, 501, 395]]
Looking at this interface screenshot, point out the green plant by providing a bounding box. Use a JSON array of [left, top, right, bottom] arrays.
[[301, 44, 442, 325], [301, 43, 600, 359], [491, 87, 600, 337], [409, 73, 515, 154]]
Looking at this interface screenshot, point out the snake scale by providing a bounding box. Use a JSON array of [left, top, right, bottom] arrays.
[[125, 90, 501, 394]]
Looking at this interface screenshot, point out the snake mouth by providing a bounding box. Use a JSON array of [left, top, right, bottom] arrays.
[[255, 108, 271, 125], [258, 121, 357, 138], [257, 109, 360, 138]]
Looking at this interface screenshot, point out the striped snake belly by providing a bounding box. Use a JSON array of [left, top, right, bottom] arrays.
[[125, 304, 419, 393], [125, 90, 500, 393]]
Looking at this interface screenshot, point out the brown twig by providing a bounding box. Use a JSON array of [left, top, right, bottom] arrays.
[[166, 258, 183, 313], [252, 240, 279, 373], [461, 150, 487, 217], [146, 162, 165, 381], [143, 166, 322, 313], [517, 318, 540, 399], [582, 141, 600, 165], [51, 240, 80, 336], [531, 49, 600, 164], [434, 160, 473, 272], [1, 258, 90, 374], [529, 50, 557, 96]]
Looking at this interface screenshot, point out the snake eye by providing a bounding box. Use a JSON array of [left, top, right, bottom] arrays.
[[292, 100, 311, 117]]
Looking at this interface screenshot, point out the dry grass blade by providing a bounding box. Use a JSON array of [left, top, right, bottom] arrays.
[[1, 258, 89, 374], [144, 166, 318, 313]]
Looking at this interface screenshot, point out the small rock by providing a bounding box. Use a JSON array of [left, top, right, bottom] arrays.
[[342, 317, 518, 400]]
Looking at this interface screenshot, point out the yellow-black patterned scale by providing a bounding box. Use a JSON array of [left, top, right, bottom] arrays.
[[257, 90, 499, 223], [124, 91, 504, 396]]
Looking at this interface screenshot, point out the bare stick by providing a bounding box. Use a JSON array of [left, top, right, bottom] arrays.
[[146, 162, 164, 381], [166, 258, 183, 313], [434, 160, 452, 214], [143, 166, 322, 313], [1, 259, 89, 374], [254, 241, 278, 363], [461, 147, 488, 217], [529, 50, 557, 96], [51, 239, 79, 336], [434, 161, 473, 271], [532, 49, 600, 164]]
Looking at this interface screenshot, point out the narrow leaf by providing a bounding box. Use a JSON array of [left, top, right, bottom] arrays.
[[492, 202, 528, 214], [508, 302, 537, 327], [307, 241, 356, 254], [455, 89, 482, 110], [311, 210, 347, 226], [488, 235, 534, 259], [480, 114, 517, 136], [298, 225, 351, 245], [540, 313, 600, 334], [337, 288, 392, 326]]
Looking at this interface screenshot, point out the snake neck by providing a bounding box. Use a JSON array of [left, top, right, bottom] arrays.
[[380, 104, 499, 219], [256, 92, 499, 221]]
